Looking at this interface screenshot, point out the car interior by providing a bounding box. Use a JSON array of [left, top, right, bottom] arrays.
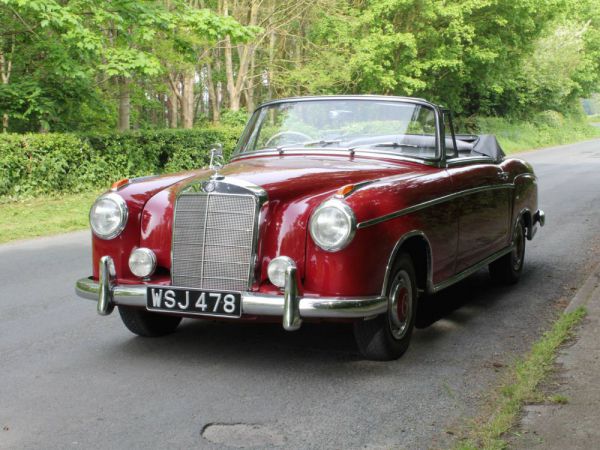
[[344, 133, 506, 162]]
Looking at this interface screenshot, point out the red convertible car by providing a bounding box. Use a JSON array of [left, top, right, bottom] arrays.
[[75, 96, 545, 360]]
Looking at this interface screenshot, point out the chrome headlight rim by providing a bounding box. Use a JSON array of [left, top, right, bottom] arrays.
[[309, 198, 357, 252], [89, 192, 129, 240]]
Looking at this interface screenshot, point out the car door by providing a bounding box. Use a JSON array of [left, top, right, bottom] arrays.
[[447, 160, 512, 273]]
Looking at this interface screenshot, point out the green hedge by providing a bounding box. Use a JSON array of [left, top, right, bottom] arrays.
[[475, 113, 600, 153], [0, 127, 243, 198]]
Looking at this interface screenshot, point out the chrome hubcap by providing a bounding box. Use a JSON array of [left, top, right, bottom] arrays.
[[388, 270, 413, 340], [512, 224, 525, 271]]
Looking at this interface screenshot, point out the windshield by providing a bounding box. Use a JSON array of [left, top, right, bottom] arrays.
[[235, 99, 439, 160]]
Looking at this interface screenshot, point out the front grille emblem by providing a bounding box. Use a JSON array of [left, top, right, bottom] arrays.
[[203, 181, 216, 193]]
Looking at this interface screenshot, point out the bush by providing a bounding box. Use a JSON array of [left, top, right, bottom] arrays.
[[534, 110, 565, 128], [0, 127, 243, 198], [474, 114, 600, 153], [219, 109, 251, 127]]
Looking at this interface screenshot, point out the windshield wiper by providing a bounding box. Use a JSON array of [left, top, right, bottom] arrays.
[[347, 142, 419, 152], [276, 139, 342, 152], [302, 139, 342, 147]]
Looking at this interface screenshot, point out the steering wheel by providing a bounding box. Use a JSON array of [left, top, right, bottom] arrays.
[[264, 131, 313, 148]]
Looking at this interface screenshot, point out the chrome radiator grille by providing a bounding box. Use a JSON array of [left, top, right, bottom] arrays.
[[171, 192, 258, 291]]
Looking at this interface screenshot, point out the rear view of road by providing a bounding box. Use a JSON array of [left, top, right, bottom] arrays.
[[1, 140, 600, 449]]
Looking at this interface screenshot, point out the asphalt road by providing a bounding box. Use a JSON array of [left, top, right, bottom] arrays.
[[2, 140, 600, 450]]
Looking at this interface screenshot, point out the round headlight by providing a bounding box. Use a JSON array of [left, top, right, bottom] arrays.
[[309, 199, 356, 251], [89, 193, 128, 239], [129, 248, 157, 278], [267, 256, 296, 288]]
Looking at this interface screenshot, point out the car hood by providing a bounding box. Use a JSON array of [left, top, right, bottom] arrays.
[[208, 154, 420, 199], [135, 154, 427, 282]]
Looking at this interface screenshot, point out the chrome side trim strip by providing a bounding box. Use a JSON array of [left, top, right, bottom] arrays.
[[445, 156, 495, 166], [513, 172, 537, 182], [381, 230, 433, 297], [432, 245, 513, 293], [357, 183, 515, 229]]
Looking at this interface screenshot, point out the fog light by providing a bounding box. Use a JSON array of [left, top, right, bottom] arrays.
[[128, 248, 157, 278], [268, 256, 296, 288]]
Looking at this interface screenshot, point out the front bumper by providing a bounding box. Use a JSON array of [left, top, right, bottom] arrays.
[[75, 256, 387, 331]]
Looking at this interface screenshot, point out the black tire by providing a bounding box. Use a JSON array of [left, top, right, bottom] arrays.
[[353, 252, 417, 361], [489, 218, 526, 285], [118, 306, 182, 337]]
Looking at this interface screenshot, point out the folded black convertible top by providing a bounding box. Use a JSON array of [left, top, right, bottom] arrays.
[[455, 134, 505, 162]]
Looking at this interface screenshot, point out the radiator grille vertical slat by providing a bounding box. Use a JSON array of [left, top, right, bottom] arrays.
[[171, 192, 257, 291]]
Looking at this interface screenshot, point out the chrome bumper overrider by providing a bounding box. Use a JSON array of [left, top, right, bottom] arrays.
[[75, 256, 387, 331], [535, 209, 546, 227]]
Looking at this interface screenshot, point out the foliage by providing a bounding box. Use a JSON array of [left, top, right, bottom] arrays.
[[277, 0, 600, 117], [0, 0, 255, 131], [0, 127, 242, 197], [0, 0, 598, 135], [218, 109, 251, 127], [473, 112, 600, 153]]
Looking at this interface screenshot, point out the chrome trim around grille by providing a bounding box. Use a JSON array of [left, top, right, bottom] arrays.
[[171, 177, 267, 291]]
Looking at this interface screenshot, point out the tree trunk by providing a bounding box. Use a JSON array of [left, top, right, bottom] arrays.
[[118, 77, 131, 131], [223, 0, 259, 111], [167, 74, 181, 128], [267, 25, 276, 100], [206, 63, 220, 123], [244, 42, 257, 112], [224, 37, 239, 110], [167, 94, 178, 128], [1, 38, 14, 133], [181, 71, 195, 129], [222, 0, 237, 110]]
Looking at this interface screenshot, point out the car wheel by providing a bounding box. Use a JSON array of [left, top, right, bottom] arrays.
[[353, 252, 417, 361], [489, 217, 526, 285], [118, 306, 182, 337]]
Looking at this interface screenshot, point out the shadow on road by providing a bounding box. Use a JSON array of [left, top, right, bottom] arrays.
[[106, 269, 521, 365], [416, 270, 516, 329]]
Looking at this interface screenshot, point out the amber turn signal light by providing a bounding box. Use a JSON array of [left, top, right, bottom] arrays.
[[335, 184, 355, 197], [111, 178, 130, 190]]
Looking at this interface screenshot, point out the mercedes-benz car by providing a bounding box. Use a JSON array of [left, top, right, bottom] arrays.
[[75, 95, 545, 360]]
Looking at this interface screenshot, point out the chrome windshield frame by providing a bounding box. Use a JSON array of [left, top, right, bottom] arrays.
[[232, 95, 446, 166]]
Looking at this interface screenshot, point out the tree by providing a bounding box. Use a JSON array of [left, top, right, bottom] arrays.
[[0, 0, 255, 131], [1, 0, 598, 131]]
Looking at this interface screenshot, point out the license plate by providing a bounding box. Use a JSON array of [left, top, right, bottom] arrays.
[[146, 286, 242, 318]]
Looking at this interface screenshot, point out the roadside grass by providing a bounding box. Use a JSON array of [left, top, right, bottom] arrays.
[[455, 307, 586, 450], [477, 117, 600, 153], [587, 114, 600, 124], [0, 192, 99, 244]]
